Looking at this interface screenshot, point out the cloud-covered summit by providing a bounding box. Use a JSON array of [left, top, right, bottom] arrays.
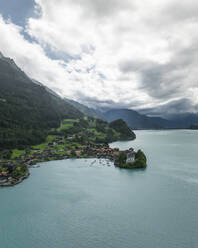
[[0, 0, 198, 115]]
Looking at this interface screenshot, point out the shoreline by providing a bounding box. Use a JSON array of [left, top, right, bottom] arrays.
[[0, 117, 137, 187], [0, 170, 30, 187], [0, 145, 147, 187], [0, 156, 113, 187]]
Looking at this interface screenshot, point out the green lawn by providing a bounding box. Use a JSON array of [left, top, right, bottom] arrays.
[[63, 118, 79, 123], [88, 119, 96, 128], [58, 123, 73, 131], [32, 143, 48, 151], [46, 135, 58, 142], [11, 149, 25, 159], [57, 118, 80, 131], [32, 135, 58, 151]]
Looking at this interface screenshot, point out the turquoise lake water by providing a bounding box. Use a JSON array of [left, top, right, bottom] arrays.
[[1, 130, 198, 248]]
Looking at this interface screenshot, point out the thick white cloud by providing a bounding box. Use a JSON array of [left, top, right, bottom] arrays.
[[0, 0, 198, 113]]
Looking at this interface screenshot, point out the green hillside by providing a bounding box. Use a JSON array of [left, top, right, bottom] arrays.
[[6, 117, 136, 162], [0, 54, 83, 149], [109, 119, 136, 140]]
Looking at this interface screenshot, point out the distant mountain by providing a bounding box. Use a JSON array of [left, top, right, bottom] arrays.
[[65, 98, 103, 119], [102, 108, 198, 129], [190, 125, 198, 130], [63, 96, 172, 129], [102, 108, 172, 129], [0, 52, 83, 149], [65, 99, 198, 129], [165, 113, 198, 128]]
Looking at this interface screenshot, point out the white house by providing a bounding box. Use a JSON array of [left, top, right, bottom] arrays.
[[126, 148, 135, 163]]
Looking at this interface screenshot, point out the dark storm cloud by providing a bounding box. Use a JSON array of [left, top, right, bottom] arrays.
[[139, 98, 198, 117], [119, 38, 198, 104], [120, 59, 180, 99], [74, 91, 140, 110]]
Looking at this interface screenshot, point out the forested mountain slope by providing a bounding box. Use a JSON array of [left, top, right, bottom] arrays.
[[0, 53, 83, 149]]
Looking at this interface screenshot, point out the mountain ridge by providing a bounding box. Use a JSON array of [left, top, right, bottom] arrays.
[[0, 52, 83, 149], [65, 99, 198, 129]]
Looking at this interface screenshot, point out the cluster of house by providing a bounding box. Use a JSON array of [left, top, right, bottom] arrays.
[[83, 146, 120, 160], [12, 136, 75, 166], [74, 144, 135, 163], [0, 161, 18, 185], [0, 171, 8, 177], [48, 136, 69, 147], [0, 135, 136, 186], [10, 143, 122, 165], [1, 144, 136, 172], [18, 150, 68, 167]]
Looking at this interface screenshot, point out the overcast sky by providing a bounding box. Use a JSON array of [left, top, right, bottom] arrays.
[[0, 0, 198, 115]]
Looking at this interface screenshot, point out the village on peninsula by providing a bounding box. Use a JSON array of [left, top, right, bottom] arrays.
[[0, 117, 147, 186]]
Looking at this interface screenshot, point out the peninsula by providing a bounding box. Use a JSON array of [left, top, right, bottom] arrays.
[[0, 117, 146, 186]]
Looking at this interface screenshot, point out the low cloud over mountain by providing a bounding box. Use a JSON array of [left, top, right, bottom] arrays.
[[0, 0, 198, 116]]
